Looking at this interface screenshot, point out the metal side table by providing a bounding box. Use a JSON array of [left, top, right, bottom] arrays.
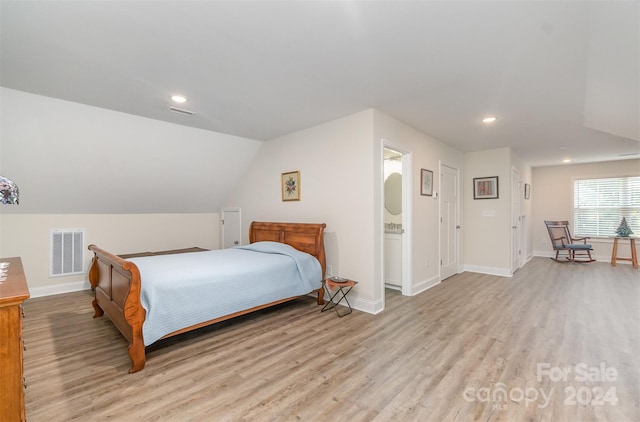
[[321, 278, 357, 317]]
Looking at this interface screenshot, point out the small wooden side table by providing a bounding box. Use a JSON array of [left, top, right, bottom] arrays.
[[611, 237, 638, 268], [321, 278, 357, 317]]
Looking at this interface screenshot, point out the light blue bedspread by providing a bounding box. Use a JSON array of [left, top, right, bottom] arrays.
[[128, 242, 322, 345]]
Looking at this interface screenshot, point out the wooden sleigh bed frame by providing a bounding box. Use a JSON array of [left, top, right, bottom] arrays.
[[88, 221, 326, 373]]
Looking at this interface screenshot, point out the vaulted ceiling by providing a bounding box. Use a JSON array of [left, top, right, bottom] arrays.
[[1, 1, 638, 167]]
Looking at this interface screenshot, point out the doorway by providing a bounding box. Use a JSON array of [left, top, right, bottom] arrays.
[[383, 148, 403, 291], [382, 146, 412, 296]]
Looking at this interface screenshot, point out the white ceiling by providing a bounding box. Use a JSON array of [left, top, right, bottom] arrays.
[[1, 1, 638, 167]]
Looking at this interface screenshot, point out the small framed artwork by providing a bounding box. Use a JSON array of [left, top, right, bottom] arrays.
[[473, 176, 499, 199], [281, 171, 300, 201], [524, 183, 531, 200], [421, 169, 433, 196]]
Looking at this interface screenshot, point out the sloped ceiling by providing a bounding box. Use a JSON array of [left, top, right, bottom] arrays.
[[583, 2, 639, 142], [1, 1, 638, 167], [0, 88, 262, 214]]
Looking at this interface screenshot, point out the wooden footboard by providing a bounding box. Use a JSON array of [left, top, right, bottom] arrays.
[[88, 245, 146, 373], [88, 221, 327, 373]]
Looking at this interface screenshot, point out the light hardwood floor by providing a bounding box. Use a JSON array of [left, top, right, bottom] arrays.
[[23, 258, 639, 421]]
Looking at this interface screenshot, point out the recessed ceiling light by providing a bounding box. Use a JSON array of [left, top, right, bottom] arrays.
[[562, 159, 572, 163], [171, 95, 187, 103], [482, 116, 497, 123]]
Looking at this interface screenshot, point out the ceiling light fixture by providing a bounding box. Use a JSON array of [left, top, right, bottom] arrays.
[[562, 159, 572, 163], [171, 95, 187, 103], [0, 176, 19, 205], [482, 116, 497, 123]]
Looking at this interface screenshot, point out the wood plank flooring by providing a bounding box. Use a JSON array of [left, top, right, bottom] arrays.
[[22, 258, 639, 421]]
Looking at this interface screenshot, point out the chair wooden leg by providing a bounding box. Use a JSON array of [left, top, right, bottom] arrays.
[[573, 249, 595, 263]]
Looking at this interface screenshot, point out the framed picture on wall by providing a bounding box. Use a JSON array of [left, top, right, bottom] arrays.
[[281, 171, 300, 201], [473, 176, 499, 199], [421, 169, 433, 196], [524, 183, 531, 200]]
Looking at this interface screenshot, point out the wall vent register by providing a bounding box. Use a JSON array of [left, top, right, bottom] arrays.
[[50, 229, 84, 277]]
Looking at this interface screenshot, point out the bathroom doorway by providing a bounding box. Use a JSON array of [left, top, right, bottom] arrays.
[[383, 147, 405, 293]]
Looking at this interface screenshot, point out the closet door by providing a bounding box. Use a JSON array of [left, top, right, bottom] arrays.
[[221, 208, 241, 248], [440, 164, 459, 280]]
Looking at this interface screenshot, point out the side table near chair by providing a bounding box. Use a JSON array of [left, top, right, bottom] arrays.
[[611, 236, 638, 269], [321, 277, 357, 317]]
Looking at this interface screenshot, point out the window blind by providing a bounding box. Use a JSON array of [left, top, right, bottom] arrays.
[[573, 176, 640, 237]]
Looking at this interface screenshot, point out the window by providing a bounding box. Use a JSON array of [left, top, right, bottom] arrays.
[[573, 176, 640, 237]]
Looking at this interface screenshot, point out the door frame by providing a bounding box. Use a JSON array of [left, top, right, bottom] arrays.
[[510, 167, 521, 274], [380, 141, 413, 298]]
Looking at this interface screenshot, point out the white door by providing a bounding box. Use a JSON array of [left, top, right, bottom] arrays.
[[221, 208, 241, 248], [440, 164, 459, 280], [511, 169, 521, 273]]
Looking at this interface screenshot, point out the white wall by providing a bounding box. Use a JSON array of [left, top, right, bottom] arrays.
[[225, 110, 378, 310], [463, 147, 512, 274], [0, 88, 258, 293], [532, 159, 640, 261], [0, 87, 543, 300], [0, 213, 220, 297], [226, 109, 465, 314], [373, 110, 464, 297], [462, 147, 532, 275]]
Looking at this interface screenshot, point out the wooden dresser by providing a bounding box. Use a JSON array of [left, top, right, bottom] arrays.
[[0, 257, 30, 422]]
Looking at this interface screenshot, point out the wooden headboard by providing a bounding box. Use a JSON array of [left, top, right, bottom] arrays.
[[249, 221, 327, 277]]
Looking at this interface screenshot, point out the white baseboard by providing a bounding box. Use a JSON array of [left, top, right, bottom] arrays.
[[30, 279, 91, 298], [350, 295, 384, 315], [412, 275, 441, 295], [533, 250, 554, 258], [461, 264, 512, 277]]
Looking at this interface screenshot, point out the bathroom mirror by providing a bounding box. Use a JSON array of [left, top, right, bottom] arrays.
[[384, 172, 402, 215]]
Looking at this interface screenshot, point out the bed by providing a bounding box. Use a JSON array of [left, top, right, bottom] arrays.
[[88, 221, 327, 373]]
